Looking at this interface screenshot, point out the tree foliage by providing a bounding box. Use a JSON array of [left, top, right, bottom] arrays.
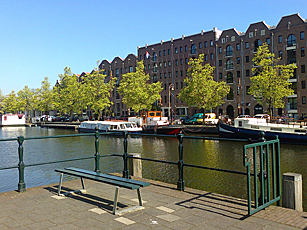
[[37, 77, 54, 113], [178, 54, 230, 114], [118, 60, 162, 114], [249, 43, 296, 115], [17, 86, 36, 116], [81, 66, 116, 118], [53, 67, 85, 117], [3, 91, 18, 113]]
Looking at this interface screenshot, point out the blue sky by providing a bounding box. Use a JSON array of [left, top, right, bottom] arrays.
[[1, 0, 306, 95]]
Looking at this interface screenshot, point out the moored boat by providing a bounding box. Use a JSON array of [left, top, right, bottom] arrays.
[[0, 114, 26, 127], [219, 117, 307, 144], [78, 121, 142, 133]]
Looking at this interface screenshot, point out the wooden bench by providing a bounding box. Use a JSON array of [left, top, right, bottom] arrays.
[[54, 167, 150, 215]]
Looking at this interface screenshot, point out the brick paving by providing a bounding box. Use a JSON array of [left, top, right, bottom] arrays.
[[0, 176, 307, 229]]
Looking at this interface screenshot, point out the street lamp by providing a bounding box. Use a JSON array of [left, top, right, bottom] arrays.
[[169, 83, 174, 123]]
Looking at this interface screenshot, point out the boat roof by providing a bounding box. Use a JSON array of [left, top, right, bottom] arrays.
[[81, 121, 135, 125]]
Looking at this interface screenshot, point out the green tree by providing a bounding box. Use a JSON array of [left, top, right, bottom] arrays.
[[249, 44, 296, 115], [118, 60, 163, 115], [53, 67, 85, 119], [17, 86, 36, 118], [178, 54, 230, 122], [37, 77, 54, 114], [3, 91, 18, 113], [82, 63, 116, 119]]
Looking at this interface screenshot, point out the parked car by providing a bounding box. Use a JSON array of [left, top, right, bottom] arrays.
[[40, 115, 52, 122], [236, 115, 251, 119], [184, 113, 203, 125]]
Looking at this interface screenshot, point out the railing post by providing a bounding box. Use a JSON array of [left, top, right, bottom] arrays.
[[94, 128, 100, 172], [177, 134, 185, 191], [17, 136, 26, 192], [122, 131, 129, 178], [258, 131, 267, 206]]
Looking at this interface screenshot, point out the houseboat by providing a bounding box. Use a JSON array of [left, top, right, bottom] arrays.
[[0, 114, 26, 127], [77, 121, 142, 133], [219, 116, 307, 144]]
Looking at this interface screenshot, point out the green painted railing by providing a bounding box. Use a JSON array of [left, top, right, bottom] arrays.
[[243, 132, 281, 215], [0, 130, 279, 215]]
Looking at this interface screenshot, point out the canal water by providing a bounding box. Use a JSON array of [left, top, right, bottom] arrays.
[[1, 126, 307, 210]]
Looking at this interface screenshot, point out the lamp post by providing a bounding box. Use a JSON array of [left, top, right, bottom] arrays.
[[169, 83, 174, 122]]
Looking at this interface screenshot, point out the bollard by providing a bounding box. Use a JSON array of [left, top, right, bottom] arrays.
[[94, 129, 100, 172], [128, 153, 142, 178], [282, 173, 303, 211], [17, 136, 26, 192]]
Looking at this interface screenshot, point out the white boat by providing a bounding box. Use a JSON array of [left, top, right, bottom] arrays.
[[77, 121, 142, 133], [0, 114, 26, 127], [219, 116, 307, 144]]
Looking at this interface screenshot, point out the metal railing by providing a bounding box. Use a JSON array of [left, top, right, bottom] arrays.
[[0, 131, 280, 215]]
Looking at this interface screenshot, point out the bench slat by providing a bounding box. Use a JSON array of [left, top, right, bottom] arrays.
[[55, 168, 140, 190], [66, 167, 150, 187]]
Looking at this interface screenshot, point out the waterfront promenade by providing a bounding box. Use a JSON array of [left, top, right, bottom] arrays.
[[1, 176, 307, 229]]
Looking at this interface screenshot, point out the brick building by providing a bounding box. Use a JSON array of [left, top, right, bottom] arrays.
[[94, 13, 306, 119]]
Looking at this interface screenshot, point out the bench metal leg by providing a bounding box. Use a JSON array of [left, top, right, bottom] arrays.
[[137, 188, 143, 206], [81, 177, 85, 190], [113, 186, 119, 215], [58, 173, 64, 196]]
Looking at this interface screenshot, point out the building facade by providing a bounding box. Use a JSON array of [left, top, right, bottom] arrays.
[[137, 13, 307, 119], [86, 13, 306, 119]]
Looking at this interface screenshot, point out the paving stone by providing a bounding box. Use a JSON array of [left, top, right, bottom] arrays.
[[114, 217, 136, 225], [156, 213, 181, 222], [156, 206, 175, 213]]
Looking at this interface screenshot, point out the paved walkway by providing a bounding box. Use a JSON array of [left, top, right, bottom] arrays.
[[1, 176, 307, 229]]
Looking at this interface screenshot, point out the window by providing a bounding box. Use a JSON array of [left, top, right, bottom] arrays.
[[288, 98, 297, 110], [236, 43, 240, 50], [302, 80, 306, 89], [176, 71, 178, 77], [185, 58, 188, 64], [199, 42, 202, 49], [180, 70, 183, 76], [302, 65, 305, 73], [245, 42, 249, 49], [168, 49, 170, 55], [175, 47, 178, 54], [204, 55, 208, 61], [236, 57, 240, 64], [152, 52, 157, 61], [219, 73, 222, 79], [287, 50, 296, 64], [261, 30, 265, 36], [168, 72, 171, 78], [185, 46, 187, 52], [164, 73, 166, 78], [226, 45, 233, 56], [129, 66, 133, 72], [246, 69, 250, 77], [226, 59, 233, 69], [227, 88, 234, 100], [175, 60, 178, 66], [301, 48, 305, 57], [191, 44, 197, 54], [287, 34, 296, 46], [181, 82, 183, 89], [249, 32, 253, 38], [153, 63, 157, 72], [237, 71, 240, 78], [176, 82, 178, 89], [254, 39, 262, 52], [210, 40, 213, 46], [144, 65, 146, 71], [266, 38, 271, 45], [163, 50, 166, 56], [148, 65, 150, 70], [278, 35, 282, 43], [180, 46, 182, 52], [210, 53, 213, 60], [278, 51, 283, 59], [246, 56, 249, 63], [180, 59, 183, 65], [303, 96, 306, 104], [219, 60, 222, 66], [204, 41, 207, 47], [160, 73, 162, 79], [300, 31, 304, 40], [219, 47, 222, 53], [159, 62, 162, 68], [164, 62, 166, 67], [226, 72, 233, 83], [159, 51, 161, 56], [153, 75, 158, 83], [168, 61, 171, 67]]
